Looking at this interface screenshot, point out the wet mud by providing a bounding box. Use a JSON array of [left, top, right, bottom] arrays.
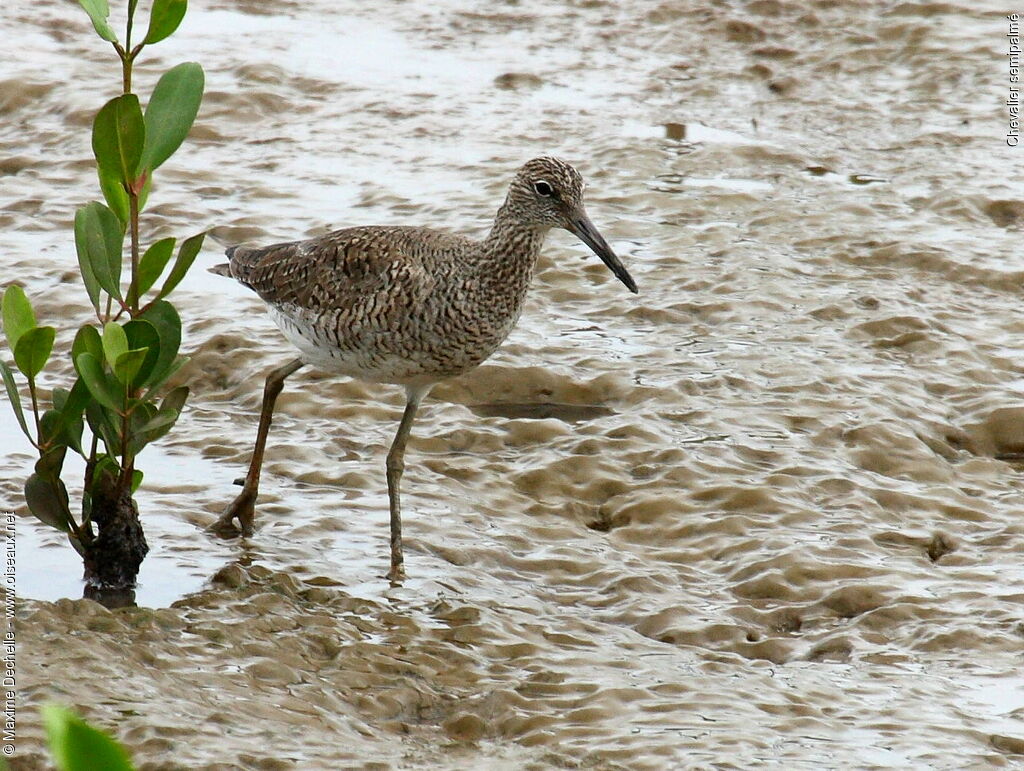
[[3, 0, 1024, 768]]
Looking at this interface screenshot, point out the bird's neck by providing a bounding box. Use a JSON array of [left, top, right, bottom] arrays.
[[479, 203, 549, 291]]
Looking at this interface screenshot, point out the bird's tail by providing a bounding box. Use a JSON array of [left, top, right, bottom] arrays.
[[209, 245, 243, 277]]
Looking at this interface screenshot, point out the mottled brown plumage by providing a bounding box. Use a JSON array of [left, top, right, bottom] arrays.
[[210, 157, 637, 580]]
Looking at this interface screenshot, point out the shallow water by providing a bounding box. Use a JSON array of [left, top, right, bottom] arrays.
[[4, 0, 1024, 767]]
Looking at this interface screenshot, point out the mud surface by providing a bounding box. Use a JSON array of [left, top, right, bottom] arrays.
[[3, 0, 1024, 768]]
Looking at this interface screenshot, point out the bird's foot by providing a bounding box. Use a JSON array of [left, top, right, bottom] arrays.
[[209, 486, 257, 538], [387, 561, 405, 585]]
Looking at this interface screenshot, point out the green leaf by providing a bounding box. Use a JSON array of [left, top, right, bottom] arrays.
[[138, 301, 181, 388], [137, 172, 153, 215], [137, 406, 178, 435], [46, 390, 81, 452], [44, 408, 84, 457], [161, 385, 189, 414], [101, 322, 129, 368], [128, 398, 155, 425], [128, 409, 177, 456], [122, 319, 161, 387], [144, 0, 187, 44], [141, 62, 204, 172], [89, 454, 120, 490], [0, 360, 31, 441], [72, 214, 101, 314], [63, 377, 91, 419], [126, 401, 156, 456], [25, 473, 71, 532], [74, 202, 124, 305], [86, 403, 122, 458], [123, 319, 161, 388], [43, 704, 134, 771], [126, 386, 185, 455], [136, 238, 175, 296], [72, 325, 103, 363], [131, 469, 144, 494], [156, 231, 204, 300], [58, 379, 90, 455], [76, 0, 118, 43], [52, 387, 70, 412], [13, 326, 55, 379], [97, 164, 130, 226], [66, 531, 85, 558], [144, 355, 188, 399], [66, 418, 86, 456], [75, 353, 123, 413], [92, 95, 145, 186], [2, 284, 36, 353], [35, 444, 67, 478], [113, 347, 149, 386], [38, 410, 63, 447]]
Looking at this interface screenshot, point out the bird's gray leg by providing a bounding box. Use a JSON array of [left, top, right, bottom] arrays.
[[385, 384, 432, 582], [211, 358, 305, 537]]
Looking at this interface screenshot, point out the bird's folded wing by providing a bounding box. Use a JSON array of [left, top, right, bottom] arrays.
[[227, 226, 450, 313]]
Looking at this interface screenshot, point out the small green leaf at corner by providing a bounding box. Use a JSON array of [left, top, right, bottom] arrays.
[[144, 0, 188, 44], [93, 95, 145, 187], [141, 62, 204, 173], [2, 284, 36, 352], [156, 231, 205, 300], [137, 238, 175, 296], [130, 469, 144, 494], [76, 0, 119, 43], [42, 703, 135, 771], [13, 326, 55, 380]]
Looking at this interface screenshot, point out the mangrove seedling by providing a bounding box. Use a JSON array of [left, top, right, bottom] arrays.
[[1, 0, 205, 602]]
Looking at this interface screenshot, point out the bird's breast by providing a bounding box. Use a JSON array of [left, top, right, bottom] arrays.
[[265, 285, 524, 384]]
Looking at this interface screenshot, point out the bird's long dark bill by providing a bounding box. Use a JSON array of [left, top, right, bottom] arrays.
[[568, 213, 638, 294]]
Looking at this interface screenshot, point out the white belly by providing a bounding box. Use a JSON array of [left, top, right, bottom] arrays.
[[267, 306, 442, 385]]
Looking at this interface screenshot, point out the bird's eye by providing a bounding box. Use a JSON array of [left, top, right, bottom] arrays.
[[533, 180, 553, 197]]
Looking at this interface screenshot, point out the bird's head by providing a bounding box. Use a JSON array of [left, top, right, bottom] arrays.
[[506, 157, 638, 294]]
